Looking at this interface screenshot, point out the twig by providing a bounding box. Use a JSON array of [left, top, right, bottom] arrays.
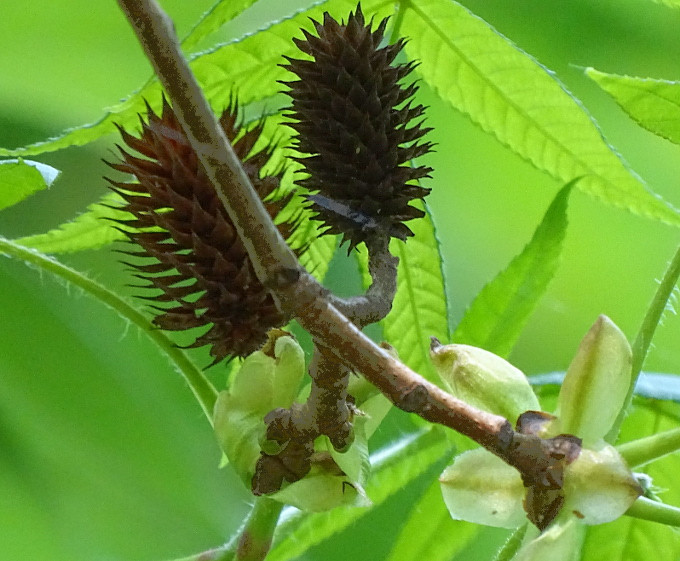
[[235, 498, 283, 561], [117, 0, 580, 528], [169, 498, 283, 561]]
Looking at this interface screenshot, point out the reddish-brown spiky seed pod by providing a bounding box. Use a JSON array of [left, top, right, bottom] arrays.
[[106, 99, 294, 365], [281, 4, 433, 251]]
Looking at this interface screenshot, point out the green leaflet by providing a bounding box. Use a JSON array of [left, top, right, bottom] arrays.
[[382, 202, 450, 383], [586, 68, 680, 146], [0, 84, 164, 158], [14, 192, 128, 254], [581, 401, 680, 560], [397, 0, 680, 226], [355, 244, 372, 290], [267, 427, 451, 561], [0, 159, 60, 211], [452, 181, 575, 358], [0, 0, 394, 158], [297, 232, 337, 281], [385, 480, 482, 561], [181, 0, 261, 51]]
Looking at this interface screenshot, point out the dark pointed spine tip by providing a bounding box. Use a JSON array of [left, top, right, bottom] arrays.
[[107, 100, 298, 365], [282, 6, 432, 250]]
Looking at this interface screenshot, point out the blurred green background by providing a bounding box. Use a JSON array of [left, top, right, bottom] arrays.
[[1, 0, 680, 559]]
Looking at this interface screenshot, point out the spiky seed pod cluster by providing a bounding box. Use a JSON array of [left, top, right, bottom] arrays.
[[106, 99, 294, 365], [281, 4, 433, 250]]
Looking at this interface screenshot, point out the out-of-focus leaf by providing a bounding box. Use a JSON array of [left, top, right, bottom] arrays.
[[586, 69, 680, 146], [0, 0, 394, 158], [385, 480, 482, 561], [381, 202, 450, 383], [398, 0, 680, 226], [181, 0, 260, 51], [0, 159, 60, 211], [452, 182, 574, 357], [267, 428, 451, 561], [650, 0, 680, 9], [609, 244, 680, 442], [14, 192, 128, 253], [0, 236, 217, 421]]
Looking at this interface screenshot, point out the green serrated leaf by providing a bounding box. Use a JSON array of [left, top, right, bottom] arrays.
[[452, 181, 575, 357], [382, 202, 450, 383], [398, 0, 680, 226], [282, 197, 338, 282], [385, 480, 481, 561], [190, 0, 394, 107], [581, 401, 680, 560], [355, 244, 372, 290], [267, 428, 451, 561], [586, 68, 680, 146], [0, 159, 60, 211], [181, 0, 261, 51], [14, 192, 129, 253], [0, 1, 395, 158]]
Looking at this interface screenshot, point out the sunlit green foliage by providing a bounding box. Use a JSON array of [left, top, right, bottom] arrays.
[[2, 1, 680, 560]]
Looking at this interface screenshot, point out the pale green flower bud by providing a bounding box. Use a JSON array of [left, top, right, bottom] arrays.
[[554, 316, 632, 446], [562, 442, 642, 525], [213, 334, 306, 487], [430, 339, 540, 423]]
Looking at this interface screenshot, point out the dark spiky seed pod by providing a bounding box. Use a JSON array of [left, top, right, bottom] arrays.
[[281, 4, 433, 250], [105, 99, 294, 365]]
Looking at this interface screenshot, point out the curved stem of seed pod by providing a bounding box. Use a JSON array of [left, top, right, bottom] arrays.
[[330, 235, 398, 327], [116, 0, 299, 298], [118, 0, 580, 528]]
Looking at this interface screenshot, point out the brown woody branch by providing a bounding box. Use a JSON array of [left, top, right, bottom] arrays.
[[117, 0, 579, 530]]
